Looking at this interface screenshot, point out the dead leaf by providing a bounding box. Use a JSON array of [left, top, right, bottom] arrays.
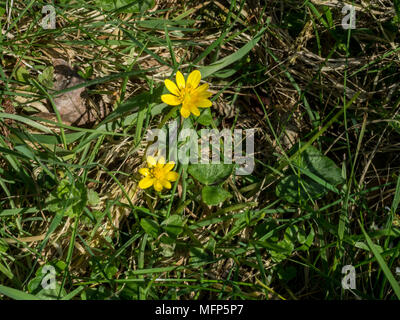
[[49, 59, 108, 126]]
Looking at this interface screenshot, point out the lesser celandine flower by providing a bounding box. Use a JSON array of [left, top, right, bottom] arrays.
[[138, 156, 179, 192], [161, 70, 213, 118]]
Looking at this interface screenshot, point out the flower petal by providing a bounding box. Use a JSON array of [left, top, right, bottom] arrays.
[[138, 168, 150, 177], [164, 79, 180, 96], [180, 106, 191, 118], [197, 99, 212, 108], [190, 105, 200, 116], [147, 156, 157, 167], [161, 179, 172, 189], [176, 71, 185, 89], [186, 70, 201, 89], [157, 156, 165, 168], [166, 171, 179, 181], [154, 180, 163, 192], [161, 94, 181, 106], [195, 83, 209, 93], [197, 90, 213, 99], [164, 161, 175, 172], [139, 177, 154, 189]]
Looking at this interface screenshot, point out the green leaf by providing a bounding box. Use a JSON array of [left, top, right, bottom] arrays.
[[87, 189, 100, 206], [213, 67, 240, 79], [45, 179, 88, 217], [198, 27, 267, 79], [202, 185, 232, 206], [354, 241, 383, 253], [161, 214, 184, 238], [0, 261, 13, 279], [16, 66, 29, 82], [188, 163, 234, 185], [35, 285, 66, 300], [360, 222, 400, 299], [159, 242, 175, 257], [269, 239, 294, 263], [105, 265, 118, 278], [189, 247, 213, 264], [394, 0, 400, 23], [277, 266, 297, 281], [197, 108, 213, 126], [96, 0, 155, 13], [293, 143, 344, 186], [276, 175, 326, 203], [0, 285, 40, 300], [0, 238, 8, 253], [38, 66, 54, 88], [140, 218, 160, 238], [276, 143, 344, 203]]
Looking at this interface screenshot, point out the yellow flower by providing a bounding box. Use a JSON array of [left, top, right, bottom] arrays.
[[138, 156, 179, 192], [161, 70, 213, 118]]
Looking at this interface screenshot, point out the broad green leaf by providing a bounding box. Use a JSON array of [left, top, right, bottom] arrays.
[[277, 266, 297, 281], [16, 66, 29, 82], [292, 143, 344, 186], [38, 66, 54, 88], [140, 218, 160, 238], [45, 179, 87, 217], [28, 263, 67, 300], [202, 185, 232, 206], [276, 175, 326, 203], [87, 189, 100, 206], [35, 285, 66, 300], [276, 143, 344, 203], [188, 163, 234, 185], [160, 242, 175, 257], [269, 239, 294, 263], [197, 108, 213, 126], [161, 214, 184, 238]]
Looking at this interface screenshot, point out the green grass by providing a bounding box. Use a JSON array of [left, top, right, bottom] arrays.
[[0, 0, 400, 300]]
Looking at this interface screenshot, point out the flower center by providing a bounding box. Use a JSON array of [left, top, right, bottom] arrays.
[[179, 86, 194, 103], [151, 167, 165, 180]]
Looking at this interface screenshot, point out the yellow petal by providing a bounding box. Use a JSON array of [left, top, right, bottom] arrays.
[[147, 156, 157, 167], [154, 180, 163, 192], [197, 99, 212, 108], [164, 79, 180, 96], [161, 94, 181, 106], [138, 168, 150, 176], [156, 156, 165, 168], [197, 90, 213, 99], [139, 177, 154, 189], [190, 105, 200, 116], [195, 83, 209, 93], [176, 71, 185, 89], [161, 179, 172, 189], [158, 156, 165, 165], [166, 171, 179, 182], [164, 161, 175, 172], [180, 106, 191, 118], [186, 70, 201, 89]]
